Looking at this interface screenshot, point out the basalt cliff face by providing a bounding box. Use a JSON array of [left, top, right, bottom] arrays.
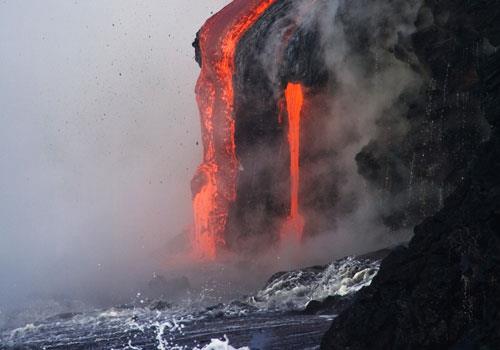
[[192, 0, 490, 256], [321, 0, 500, 349]]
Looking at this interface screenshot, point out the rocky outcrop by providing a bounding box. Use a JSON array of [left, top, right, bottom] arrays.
[[321, 0, 500, 348]]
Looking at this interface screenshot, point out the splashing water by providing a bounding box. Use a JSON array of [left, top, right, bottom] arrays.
[[2, 256, 381, 349], [248, 257, 380, 312]]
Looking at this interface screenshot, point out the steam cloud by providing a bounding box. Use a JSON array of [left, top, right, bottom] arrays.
[[0, 0, 231, 326], [1, 0, 425, 329], [309, 0, 423, 256]]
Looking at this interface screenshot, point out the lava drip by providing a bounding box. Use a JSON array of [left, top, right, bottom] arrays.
[[281, 83, 305, 241], [192, 0, 277, 260]]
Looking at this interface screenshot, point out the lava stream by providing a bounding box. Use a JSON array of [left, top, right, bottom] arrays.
[[192, 0, 277, 260], [281, 83, 305, 241]]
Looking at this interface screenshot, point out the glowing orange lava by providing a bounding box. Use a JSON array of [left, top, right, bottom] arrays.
[[192, 0, 277, 260], [281, 83, 305, 241]]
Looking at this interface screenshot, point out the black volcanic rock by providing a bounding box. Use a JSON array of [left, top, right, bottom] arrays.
[[303, 295, 354, 316], [321, 0, 500, 348], [147, 299, 172, 311], [322, 136, 500, 350], [355, 0, 492, 231]]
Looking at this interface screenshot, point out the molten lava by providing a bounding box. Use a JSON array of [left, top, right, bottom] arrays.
[[192, 0, 277, 260], [281, 83, 305, 241]]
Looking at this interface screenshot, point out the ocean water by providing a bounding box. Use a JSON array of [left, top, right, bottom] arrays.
[[0, 256, 380, 350]]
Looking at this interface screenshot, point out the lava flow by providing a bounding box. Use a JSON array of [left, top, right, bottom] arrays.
[[192, 0, 276, 260], [281, 83, 305, 241]]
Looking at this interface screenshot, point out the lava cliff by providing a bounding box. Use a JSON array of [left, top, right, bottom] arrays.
[[192, 0, 489, 256]]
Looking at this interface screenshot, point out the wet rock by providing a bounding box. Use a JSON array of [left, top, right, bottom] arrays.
[[43, 312, 80, 322], [303, 295, 354, 316], [147, 300, 172, 311]]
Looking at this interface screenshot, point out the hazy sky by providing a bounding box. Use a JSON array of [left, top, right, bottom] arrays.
[[0, 0, 230, 305]]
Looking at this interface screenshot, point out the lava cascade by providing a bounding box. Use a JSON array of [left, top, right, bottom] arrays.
[[281, 83, 305, 241], [192, 0, 277, 260]]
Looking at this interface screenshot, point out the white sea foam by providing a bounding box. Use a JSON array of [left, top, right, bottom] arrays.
[[194, 335, 249, 350], [248, 257, 380, 311]]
